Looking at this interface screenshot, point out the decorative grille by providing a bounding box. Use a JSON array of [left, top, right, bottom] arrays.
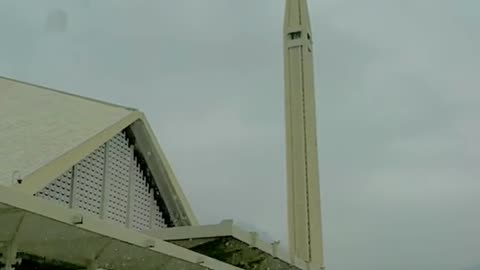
[[34, 131, 169, 230], [104, 133, 131, 225], [131, 161, 153, 230], [72, 145, 106, 216], [35, 168, 73, 207]]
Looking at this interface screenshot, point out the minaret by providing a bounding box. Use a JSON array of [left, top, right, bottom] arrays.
[[283, 0, 324, 268]]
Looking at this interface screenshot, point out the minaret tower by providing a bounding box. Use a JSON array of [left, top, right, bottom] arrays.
[[283, 0, 324, 268]]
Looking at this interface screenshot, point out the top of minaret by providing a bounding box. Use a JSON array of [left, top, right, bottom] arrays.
[[284, 0, 312, 35], [284, 0, 313, 49]]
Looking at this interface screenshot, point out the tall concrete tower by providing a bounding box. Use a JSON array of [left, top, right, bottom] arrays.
[[283, 0, 324, 268]]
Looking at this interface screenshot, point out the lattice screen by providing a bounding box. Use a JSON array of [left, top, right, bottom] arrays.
[[35, 168, 73, 207], [73, 145, 105, 216], [34, 131, 169, 230], [131, 160, 152, 230], [104, 133, 131, 225]]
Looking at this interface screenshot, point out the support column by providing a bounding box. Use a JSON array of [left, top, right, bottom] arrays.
[[1, 215, 24, 270]]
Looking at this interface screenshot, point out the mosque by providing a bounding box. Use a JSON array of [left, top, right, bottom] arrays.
[[0, 1, 323, 269]]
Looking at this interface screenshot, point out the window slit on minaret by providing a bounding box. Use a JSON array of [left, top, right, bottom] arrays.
[[289, 31, 302, 40]]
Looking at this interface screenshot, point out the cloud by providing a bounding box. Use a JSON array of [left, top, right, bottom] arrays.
[[1, 1, 479, 270]]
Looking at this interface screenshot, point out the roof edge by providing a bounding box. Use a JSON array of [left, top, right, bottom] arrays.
[[0, 75, 138, 111], [130, 114, 199, 225], [11, 111, 142, 194]]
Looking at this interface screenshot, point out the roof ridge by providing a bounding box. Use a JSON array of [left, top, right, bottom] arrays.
[[0, 75, 138, 111]]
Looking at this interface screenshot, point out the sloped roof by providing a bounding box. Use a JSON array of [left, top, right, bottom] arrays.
[[0, 76, 197, 225], [0, 76, 133, 186]]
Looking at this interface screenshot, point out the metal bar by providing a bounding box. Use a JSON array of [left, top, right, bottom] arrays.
[[149, 187, 156, 229], [126, 146, 136, 229], [99, 142, 110, 219], [70, 165, 79, 209]]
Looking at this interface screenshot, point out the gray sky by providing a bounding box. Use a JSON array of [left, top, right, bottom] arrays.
[[1, 1, 479, 270]]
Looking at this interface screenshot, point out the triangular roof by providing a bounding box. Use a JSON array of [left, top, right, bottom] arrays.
[[0, 76, 197, 225]]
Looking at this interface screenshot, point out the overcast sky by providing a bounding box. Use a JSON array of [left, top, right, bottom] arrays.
[[1, 1, 479, 270]]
